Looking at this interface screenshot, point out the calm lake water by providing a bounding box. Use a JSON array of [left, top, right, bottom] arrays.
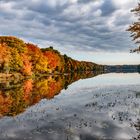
[[0, 72, 140, 140]]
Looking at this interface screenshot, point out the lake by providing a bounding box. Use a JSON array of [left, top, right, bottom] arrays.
[[0, 72, 140, 140]]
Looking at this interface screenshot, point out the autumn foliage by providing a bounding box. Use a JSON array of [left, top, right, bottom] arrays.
[[0, 36, 104, 117], [127, 3, 140, 52], [0, 71, 101, 117], [0, 36, 103, 76]]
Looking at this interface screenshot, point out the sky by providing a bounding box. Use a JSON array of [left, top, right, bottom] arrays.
[[0, 0, 140, 65]]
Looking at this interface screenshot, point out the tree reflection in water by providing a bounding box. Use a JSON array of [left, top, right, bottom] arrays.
[[133, 91, 140, 140], [132, 120, 140, 140], [0, 71, 101, 117]]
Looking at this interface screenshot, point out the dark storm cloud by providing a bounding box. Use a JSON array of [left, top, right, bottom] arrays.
[[101, 0, 116, 16], [0, 0, 138, 52], [78, 0, 97, 4]]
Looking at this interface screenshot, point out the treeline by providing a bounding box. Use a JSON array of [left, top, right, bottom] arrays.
[[104, 65, 139, 73], [0, 36, 104, 76], [138, 65, 140, 73]]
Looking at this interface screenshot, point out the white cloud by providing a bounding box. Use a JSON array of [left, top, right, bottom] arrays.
[[46, 0, 68, 7], [0, 1, 14, 12], [62, 0, 103, 19], [112, 0, 138, 9], [69, 0, 78, 4]]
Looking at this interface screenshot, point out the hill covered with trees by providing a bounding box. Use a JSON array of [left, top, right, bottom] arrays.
[[0, 36, 103, 78]]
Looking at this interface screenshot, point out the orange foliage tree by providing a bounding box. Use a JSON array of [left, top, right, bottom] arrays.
[[21, 54, 32, 76], [26, 43, 49, 74], [42, 47, 65, 73], [0, 43, 11, 73]]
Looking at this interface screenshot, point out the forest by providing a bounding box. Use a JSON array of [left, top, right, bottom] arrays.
[[0, 36, 104, 78]]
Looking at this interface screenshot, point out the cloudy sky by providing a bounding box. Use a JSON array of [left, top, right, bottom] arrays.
[[0, 0, 140, 65]]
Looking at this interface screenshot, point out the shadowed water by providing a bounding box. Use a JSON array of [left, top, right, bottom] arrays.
[[0, 72, 140, 140]]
